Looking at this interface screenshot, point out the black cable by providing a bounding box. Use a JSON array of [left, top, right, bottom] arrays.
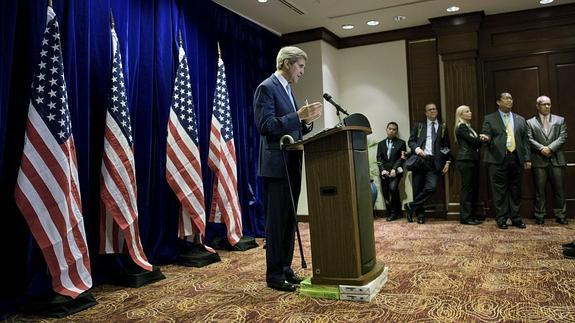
[[280, 135, 307, 269]]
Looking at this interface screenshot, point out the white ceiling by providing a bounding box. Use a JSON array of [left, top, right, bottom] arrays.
[[212, 0, 575, 37]]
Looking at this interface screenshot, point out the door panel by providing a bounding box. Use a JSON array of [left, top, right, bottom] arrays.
[[482, 55, 548, 218], [548, 52, 575, 217]]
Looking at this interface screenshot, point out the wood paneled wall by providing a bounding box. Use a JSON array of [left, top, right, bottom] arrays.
[[282, 3, 575, 218], [431, 5, 575, 218], [406, 39, 445, 214]]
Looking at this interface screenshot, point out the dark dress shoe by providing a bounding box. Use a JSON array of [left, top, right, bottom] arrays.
[[562, 241, 575, 249], [512, 222, 527, 229], [285, 274, 304, 285], [461, 219, 480, 225], [535, 218, 544, 225], [563, 248, 575, 259], [497, 223, 508, 229], [404, 203, 414, 222], [417, 217, 425, 224], [267, 280, 296, 292], [556, 218, 568, 225], [386, 214, 401, 221]]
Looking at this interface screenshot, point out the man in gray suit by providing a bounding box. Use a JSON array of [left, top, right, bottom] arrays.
[[482, 92, 531, 229], [527, 95, 568, 225]]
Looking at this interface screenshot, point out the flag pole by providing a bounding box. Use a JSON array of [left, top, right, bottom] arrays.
[[217, 41, 221, 59], [179, 30, 182, 47], [110, 10, 115, 29], [48, 0, 52, 7]]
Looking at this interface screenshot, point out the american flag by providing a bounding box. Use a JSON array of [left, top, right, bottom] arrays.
[[99, 25, 152, 271], [208, 55, 242, 245], [166, 45, 207, 241], [14, 6, 92, 299]]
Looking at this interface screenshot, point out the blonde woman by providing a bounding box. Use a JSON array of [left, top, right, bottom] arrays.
[[454, 105, 488, 225]]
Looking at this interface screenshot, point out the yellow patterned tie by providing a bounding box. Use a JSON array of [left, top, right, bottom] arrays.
[[504, 114, 516, 152]]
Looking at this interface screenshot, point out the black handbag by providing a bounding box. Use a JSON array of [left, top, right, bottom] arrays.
[[404, 153, 424, 171]]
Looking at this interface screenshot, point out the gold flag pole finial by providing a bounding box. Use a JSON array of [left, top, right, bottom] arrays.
[[48, 0, 53, 7], [217, 42, 221, 59], [110, 10, 115, 29], [179, 30, 183, 47]]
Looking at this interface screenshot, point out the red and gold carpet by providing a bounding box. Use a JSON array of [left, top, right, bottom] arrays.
[[8, 218, 575, 322]]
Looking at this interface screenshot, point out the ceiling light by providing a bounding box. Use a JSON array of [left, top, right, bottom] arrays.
[[341, 24, 355, 30], [539, 0, 554, 4], [446, 6, 460, 12], [257, 0, 268, 3], [394, 15, 406, 22], [366, 20, 380, 26]]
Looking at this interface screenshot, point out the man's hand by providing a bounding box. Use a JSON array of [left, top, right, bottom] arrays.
[[389, 169, 396, 178], [479, 134, 490, 142], [524, 161, 532, 170], [297, 102, 323, 124], [381, 170, 389, 177], [540, 146, 552, 157], [415, 147, 426, 157], [442, 162, 450, 175]]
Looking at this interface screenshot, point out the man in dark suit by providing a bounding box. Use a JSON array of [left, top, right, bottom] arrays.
[[482, 92, 531, 229], [405, 103, 452, 224], [254, 46, 322, 292], [377, 122, 406, 221], [527, 95, 568, 225]]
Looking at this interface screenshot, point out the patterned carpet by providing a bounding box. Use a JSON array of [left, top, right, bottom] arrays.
[[8, 218, 575, 322]]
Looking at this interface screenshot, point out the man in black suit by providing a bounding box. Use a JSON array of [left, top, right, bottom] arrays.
[[254, 46, 322, 292], [377, 122, 406, 221], [405, 103, 452, 224], [481, 92, 531, 229], [527, 95, 568, 225]]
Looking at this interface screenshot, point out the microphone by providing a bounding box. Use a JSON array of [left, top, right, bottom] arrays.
[[280, 134, 294, 149], [323, 93, 349, 116]]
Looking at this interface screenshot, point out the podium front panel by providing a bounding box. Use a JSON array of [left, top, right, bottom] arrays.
[[304, 130, 377, 284]]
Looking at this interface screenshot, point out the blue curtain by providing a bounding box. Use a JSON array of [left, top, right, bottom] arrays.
[[0, 0, 279, 316]]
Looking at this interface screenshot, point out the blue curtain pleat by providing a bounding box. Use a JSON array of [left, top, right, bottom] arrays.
[[0, 0, 279, 316]]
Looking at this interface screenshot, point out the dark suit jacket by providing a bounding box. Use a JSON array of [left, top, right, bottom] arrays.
[[527, 114, 567, 167], [481, 111, 530, 165], [455, 123, 482, 161], [376, 137, 406, 173], [254, 74, 312, 178], [408, 121, 452, 172]]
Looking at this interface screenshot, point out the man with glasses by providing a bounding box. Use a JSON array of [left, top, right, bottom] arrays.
[[405, 103, 452, 224], [482, 92, 531, 229]]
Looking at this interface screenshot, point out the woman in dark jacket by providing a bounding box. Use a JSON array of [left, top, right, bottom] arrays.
[[454, 105, 488, 225]]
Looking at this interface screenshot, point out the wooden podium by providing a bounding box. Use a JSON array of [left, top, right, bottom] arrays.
[[295, 125, 384, 286]]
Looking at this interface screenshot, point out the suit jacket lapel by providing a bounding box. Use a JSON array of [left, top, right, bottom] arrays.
[[434, 123, 441, 144], [535, 114, 552, 140], [548, 114, 557, 138], [389, 139, 396, 159], [417, 122, 426, 147], [272, 75, 295, 111], [495, 112, 506, 134], [512, 113, 519, 138]]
